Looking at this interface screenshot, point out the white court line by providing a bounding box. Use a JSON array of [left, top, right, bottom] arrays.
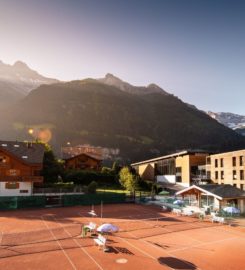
[[41, 216, 77, 270], [54, 215, 104, 270], [125, 230, 203, 270], [208, 224, 245, 238], [0, 231, 3, 246], [170, 236, 238, 253], [78, 213, 165, 268], [80, 212, 173, 269]]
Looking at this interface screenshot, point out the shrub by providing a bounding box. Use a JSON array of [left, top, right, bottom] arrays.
[[87, 181, 97, 193], [63, 170, 119, 186]]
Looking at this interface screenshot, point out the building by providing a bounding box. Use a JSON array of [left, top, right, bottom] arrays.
[[61, 144, 120, 160], [64, 153, 102, 171], [0, 141, 45, 196], [131, 150, 210, 187], [206, 149, 245, 190], [176, 184, 245, 213], [62, 144, 103, 160]]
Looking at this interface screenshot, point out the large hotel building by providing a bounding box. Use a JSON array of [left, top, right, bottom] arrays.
[[132, 149, 245, 191], [206, 149, 245, 190]]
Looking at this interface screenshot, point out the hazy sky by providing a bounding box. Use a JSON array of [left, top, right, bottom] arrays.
[[0, 0, 244, 114]]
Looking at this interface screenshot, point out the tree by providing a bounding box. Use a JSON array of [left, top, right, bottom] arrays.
[[87, 181, 97, 193], [119, 167, 139, 192], [41, 144, 64, 183], [112, 161, 120, 174]]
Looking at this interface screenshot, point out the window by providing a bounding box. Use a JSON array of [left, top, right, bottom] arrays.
[[221, 171, 224, 180], [33, 170, 41, 176], [155, 159, 175, 175], [176, 176, 182, 182], [240, 156, 244, 166], [241, 184, 244, 190], [232, 157, 236, 167], [240, 170, 244, 180], [8, 169, 18, 176], [233, 184, 237, 187], [0, 156, 7, 163], [220, 158, 223, 167], [5, 182, 19, 189], [20, 190, 28, 193], [206, 171, 211, 179], [206, 157, 211, 165], [175, 167, 182, 173], [215, 171, 218, 180], [215, 159, 218, 168], [233, 170, 237, 180]]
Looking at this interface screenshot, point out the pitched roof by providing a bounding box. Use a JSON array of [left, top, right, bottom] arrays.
[[0, 141, 45, 164], [176, 184, 245, 199], [199, 184, 245, 199], [63, 152, 102, 161]]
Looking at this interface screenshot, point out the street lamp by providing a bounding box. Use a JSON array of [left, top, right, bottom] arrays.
[[28, 128, 34, 135]]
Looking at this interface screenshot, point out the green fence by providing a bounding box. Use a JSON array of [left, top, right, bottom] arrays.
[[62, 192, 126, 207], [0, 192, 127, 210], [0, 196, 46, 210]]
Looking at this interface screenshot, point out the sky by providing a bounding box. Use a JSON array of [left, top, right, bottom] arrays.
[[0, 0, 244, 114]]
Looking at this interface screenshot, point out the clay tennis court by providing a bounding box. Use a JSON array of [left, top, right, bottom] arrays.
[[0, 203, 244, 270]]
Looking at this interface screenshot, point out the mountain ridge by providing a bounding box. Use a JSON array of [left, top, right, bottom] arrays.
[[0, 60, 58, 107], [98, 73, 169, 95], [1, 78, 245, 162], [207, 111, 245, 136]]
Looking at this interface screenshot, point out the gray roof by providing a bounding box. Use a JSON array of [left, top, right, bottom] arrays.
[[131, 149, 210, 166], [197, 184, 245, 199], [0, 141, 45, 164]]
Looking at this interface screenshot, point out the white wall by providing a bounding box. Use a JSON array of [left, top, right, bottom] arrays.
[[177, 182, 190, 188], [156, 175, 176, 184], [0, 182, 32, 196]]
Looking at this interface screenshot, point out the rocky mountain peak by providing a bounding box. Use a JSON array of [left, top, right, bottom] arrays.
[[99, 73, 168, 96], [13, 61, 30, 70]]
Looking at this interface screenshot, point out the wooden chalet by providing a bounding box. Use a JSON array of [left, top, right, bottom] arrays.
[[64, 153, 102, 171], [0, 141, 45, 196]]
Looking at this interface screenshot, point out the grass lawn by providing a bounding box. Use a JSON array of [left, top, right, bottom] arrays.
[[97, 188, 151, 197]]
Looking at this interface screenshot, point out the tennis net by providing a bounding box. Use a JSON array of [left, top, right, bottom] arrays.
[[113, 216, 218, 238], [1, 224, 82, 247], [0, 223, 96, 259]]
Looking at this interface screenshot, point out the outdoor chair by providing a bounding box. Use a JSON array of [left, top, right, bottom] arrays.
[[82, 222, 97, 237]]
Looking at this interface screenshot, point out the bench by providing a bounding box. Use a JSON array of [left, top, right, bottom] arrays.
[[211, 216, 225, 224], [172, 208, 182, 216], [94, 234, 107, 250], [182, 209, 194, 216]]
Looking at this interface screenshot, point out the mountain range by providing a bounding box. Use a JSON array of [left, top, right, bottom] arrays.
[[207, 111, 245, 136], [0, 60, 57, 108], [0, 61, 245, 163]]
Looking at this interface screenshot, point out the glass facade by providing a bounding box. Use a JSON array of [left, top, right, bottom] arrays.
[[155, 158, 175, 175]]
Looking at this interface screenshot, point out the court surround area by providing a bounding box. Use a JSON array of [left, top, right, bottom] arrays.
[[0, 203, 245, 270]]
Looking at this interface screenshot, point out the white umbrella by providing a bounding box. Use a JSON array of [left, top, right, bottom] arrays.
[[173, 199, 184, 205], [223, 206, 240, 214], [97, 223, 119, 233]]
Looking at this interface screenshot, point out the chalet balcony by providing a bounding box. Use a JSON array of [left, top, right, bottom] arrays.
[[0, 176, 43, 183], [33, 186, 85, 195]]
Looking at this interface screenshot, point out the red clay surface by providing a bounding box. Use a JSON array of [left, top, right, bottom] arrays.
[[0, 203, 244, 270]]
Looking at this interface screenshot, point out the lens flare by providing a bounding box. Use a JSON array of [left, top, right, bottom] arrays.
[[37, 129, 52, 143]]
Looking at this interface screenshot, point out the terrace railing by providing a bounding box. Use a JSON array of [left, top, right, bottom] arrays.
[[33, 186, 84, 194]]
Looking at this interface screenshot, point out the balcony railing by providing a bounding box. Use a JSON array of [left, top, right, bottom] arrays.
[[192, 174, 209, 179], [191, 174, 210, 184], [0, 176, 43, 182], [33, 186, 84, 194]]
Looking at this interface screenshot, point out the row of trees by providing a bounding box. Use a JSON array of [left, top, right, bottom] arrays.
[[41, 143, 155, 193]]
